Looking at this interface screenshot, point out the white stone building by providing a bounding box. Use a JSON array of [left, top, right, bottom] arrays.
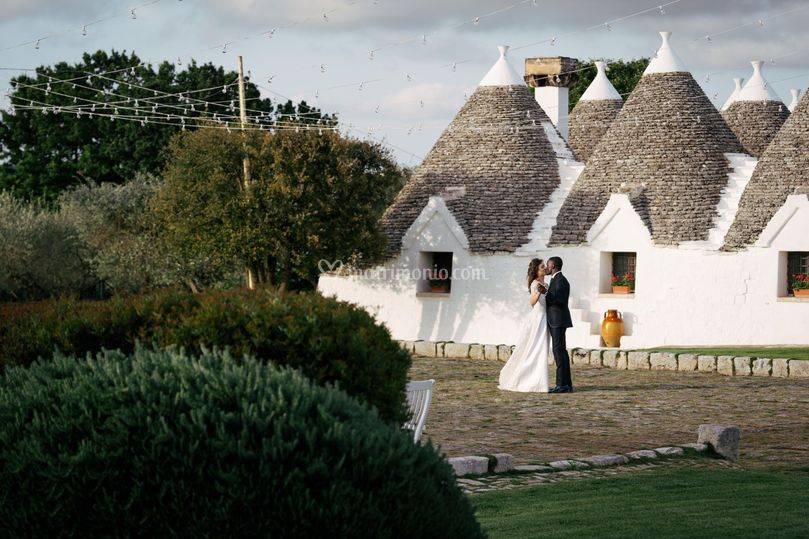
[[319, 32, 809, 349]]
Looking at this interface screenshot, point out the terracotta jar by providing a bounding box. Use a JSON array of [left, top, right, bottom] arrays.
[[795, 289, 809, 298], [601, 310, 624, 348]]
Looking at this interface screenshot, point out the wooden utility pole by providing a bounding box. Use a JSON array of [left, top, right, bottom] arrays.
[[237, 55, 252, 188], [237, 55, 255, 289]]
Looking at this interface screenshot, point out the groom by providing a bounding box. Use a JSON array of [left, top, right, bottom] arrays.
[[545, 256, 573, 393]]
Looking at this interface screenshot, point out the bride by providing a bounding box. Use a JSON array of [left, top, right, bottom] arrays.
[[498, 258, 551, 393]]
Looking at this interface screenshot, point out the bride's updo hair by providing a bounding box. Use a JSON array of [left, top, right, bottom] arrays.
[[526, 258, 543, 291]]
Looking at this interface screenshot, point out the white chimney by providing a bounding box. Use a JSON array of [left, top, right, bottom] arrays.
[[524, 56, 577, 141]]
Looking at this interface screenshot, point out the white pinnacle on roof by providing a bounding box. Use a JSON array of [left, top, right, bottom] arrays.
[[479, 45, 524, 87], [644, 31, 688, 74], [720, 77, 744, 111], [736, 61, 782, 102], [788, 88, 802, 112], [580, 61, 622, 101]]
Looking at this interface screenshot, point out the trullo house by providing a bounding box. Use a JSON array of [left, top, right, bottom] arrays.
[[318, 32, 809, 349]]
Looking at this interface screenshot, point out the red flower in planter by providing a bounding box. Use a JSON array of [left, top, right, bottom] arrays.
[[791, 273, 809, 290]]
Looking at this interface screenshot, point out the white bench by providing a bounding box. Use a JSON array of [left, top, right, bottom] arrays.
[[404, 379, 435, 443]]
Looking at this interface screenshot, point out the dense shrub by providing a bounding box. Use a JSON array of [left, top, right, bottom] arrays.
[[0, 192, 94, 300], [0, 177, 236, 301], [0, 287, 410, 423], [0, 348, 483, 537]]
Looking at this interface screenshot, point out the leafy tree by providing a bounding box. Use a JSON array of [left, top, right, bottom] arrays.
[[0, 192, 93, 301], [0, 50, 326, 201], [569, 58, 650, 111], [152, 128, 405, 290]]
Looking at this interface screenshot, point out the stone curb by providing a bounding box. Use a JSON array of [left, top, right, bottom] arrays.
[[400, 340, 809, 379], [446, 435, 725, 477]]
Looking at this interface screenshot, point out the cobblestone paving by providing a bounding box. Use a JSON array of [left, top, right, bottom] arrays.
[[410, 358, 809, 469], [458, 458, 738, 495]]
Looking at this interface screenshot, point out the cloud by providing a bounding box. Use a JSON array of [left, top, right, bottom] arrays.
[[383, 82, 471, 119], [0, 0, 110, 21]]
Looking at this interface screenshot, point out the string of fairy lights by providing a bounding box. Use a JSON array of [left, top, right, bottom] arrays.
[[0, 0, 807, 162]]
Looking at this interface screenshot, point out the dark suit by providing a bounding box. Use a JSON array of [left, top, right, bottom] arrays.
[[546, 272, 573, 388]]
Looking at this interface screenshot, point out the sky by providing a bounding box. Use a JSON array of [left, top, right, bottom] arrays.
[[1, 0, 808, 166]]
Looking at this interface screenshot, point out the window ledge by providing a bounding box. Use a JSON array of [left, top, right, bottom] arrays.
[[777, 296, 809, 303], [416, 292, 451, 298], [597, 293, 636, 299]]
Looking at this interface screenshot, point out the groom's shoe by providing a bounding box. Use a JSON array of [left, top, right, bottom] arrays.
[[557, 385, 573, 393], [548, 386, 562, 393]]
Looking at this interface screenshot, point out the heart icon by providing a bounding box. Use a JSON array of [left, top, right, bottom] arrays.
[[318, 259, 343, 274]]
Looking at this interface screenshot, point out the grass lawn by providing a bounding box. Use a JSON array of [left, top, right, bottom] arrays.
[[645, 346, 809, 360], [472, 468, 809, 538]]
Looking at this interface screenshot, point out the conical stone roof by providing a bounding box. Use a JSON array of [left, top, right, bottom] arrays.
[[380, 46, 561, 256], [724, 91, 809, 249], [721, 61, 789, 157], [788, 89, 802, 112], [568, 61, 623, 162], [720, 77, 744, 111], [551, 32, 743, 246]]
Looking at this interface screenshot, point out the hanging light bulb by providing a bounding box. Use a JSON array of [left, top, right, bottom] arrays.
[[130, 9, 136, 19], [46, 82, 51, 94], [82, 25, 87, 36], [473, 17, 480, 25], [368, 50, 374, 60], [322, 12, 329, 22], [421, 35, 427, 45], [34, 39, 41, 50], [267, 28, 276, 38], [86, 75, 92, 84], [222, 84, 227, 94], [658, 5, 666, 15], [221, 43, 228, 54]]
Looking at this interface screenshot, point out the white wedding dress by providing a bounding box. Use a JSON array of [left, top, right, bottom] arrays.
[[498, 279, 551, 393]]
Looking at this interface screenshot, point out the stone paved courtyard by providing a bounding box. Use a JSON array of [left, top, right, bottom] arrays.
[[410, 357, 809, 469], [457, 458, 738, 495]]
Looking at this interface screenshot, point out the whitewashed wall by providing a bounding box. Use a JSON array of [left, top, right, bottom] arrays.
[[318, 194, 809, 348]]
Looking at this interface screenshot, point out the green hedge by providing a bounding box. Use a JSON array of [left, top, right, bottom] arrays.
[[0, 348, 483, 537], [0, 288, 410, 423]]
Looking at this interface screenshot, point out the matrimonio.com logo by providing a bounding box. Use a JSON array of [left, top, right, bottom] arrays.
[[317, 260, 489, 282]]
